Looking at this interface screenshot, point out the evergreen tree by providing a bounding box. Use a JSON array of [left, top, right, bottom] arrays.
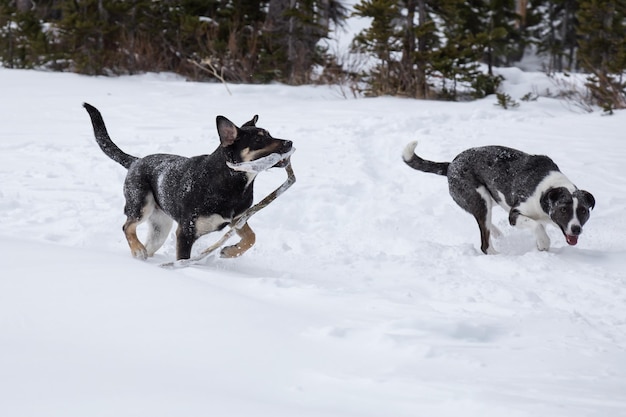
[[409, 0, 438, 98], [352, 0, 437, 98], [577, 0, 626, 110], [0, 0, 51, 68], [187, 0, 269, 82], [454, 0, 520, 75], [431, 0, 488, 99], [532, 0, 579, 72], [263, 0, 347, 84], [58, 0, 114, 74], [0, 0, 343, 83], [351, 0, 403, 95], [351, 0, 527, 99], [4, 0, 626, 111], [486, 0, 523, 68]]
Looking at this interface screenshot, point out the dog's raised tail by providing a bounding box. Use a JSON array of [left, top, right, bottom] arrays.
[[83, 103, 137, 169], [402, 141, 449, 176]]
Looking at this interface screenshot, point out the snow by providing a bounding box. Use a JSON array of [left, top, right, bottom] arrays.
[[1, 67, 625, 416]]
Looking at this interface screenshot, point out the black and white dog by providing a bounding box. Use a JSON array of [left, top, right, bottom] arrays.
[[84, 103, 293, 261], [403, 142, 595, 254]]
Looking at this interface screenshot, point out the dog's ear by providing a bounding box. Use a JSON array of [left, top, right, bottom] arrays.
[[545, 187, 567, 206], [542, 187, 568, 213], [241, 115, 259, 128], [575, 190, 596, 210], [216, 116, 239, 147]]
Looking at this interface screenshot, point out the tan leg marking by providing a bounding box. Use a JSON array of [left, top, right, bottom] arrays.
[[123, 219, 148, 260], [220, 222, 256, 258]]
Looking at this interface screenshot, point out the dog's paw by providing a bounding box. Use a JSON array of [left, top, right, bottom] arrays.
[[131, 247, 148, 260], [536, 234, 551, 251], [480, 240, 499, 255], [486, 246, 499, 255], [220, 245, 243, 258], [534, 227, 551, 251], [490, 225, 503, 239], [536, 238, 551, 251]]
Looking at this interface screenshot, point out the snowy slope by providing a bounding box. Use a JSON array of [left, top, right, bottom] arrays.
[[1, 68, 625, 417]]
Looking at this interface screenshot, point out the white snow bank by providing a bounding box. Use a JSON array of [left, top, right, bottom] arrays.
[[0, 68, 625, 416]]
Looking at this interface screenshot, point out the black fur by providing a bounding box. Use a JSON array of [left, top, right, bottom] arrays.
[[403, 141, 595, 254], [84, 103, 293, 260]]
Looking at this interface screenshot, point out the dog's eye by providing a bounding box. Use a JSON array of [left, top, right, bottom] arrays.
[[579, 208, 587, 215], [560, 207, 567, 214]]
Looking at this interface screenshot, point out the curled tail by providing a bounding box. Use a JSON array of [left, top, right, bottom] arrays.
[[83, 103, 137, 169], [402, 141, 449, 176]]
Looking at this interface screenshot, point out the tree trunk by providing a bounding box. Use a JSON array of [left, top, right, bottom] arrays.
[[401, 0, 416, 95], [416, 0, 429, 98], [16, 0, 33, 12]]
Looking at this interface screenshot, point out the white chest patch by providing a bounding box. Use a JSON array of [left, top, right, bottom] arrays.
[[516, 171, 577, 220], [195, 214, 230, 237]]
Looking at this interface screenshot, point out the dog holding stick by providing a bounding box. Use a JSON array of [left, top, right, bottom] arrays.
[[84, 103, 294, 261]]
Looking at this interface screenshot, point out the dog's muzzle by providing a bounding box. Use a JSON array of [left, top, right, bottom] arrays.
[[562, 223, 582, 245]]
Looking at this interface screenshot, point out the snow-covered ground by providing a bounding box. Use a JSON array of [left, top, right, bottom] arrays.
[[1, 67, 625, 417]]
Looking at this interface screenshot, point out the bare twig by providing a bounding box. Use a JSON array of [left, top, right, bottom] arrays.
[[196, 162, 295, 257], [187, 58, 232, 96]]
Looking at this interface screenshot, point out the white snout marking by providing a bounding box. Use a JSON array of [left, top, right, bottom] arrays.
[[566, 197, 582, 235]]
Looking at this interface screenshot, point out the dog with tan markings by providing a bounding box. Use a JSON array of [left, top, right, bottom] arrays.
[[84, 103, 293, 261]]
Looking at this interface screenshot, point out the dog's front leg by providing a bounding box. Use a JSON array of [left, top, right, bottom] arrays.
[[176, 221, 197, 260], [509, 209, 550, 251], [220, 222, 256, 258], [533, 224, 551, 251]]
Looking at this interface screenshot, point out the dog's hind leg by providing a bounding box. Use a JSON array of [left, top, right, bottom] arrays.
[[145, 208, 173, 257], [220, 222, 256, 258], [450, 183, 497, 254], [122, 185, 154, 260], [123, 218, 148, 260], [474, 215, 497, 255], [476, 187, 498, 254]]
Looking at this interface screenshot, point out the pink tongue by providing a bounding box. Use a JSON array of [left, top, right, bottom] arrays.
[[566, 235, 578, 245]]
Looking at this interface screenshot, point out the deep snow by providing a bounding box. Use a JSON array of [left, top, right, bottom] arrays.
[[1, 67, 625, 417]]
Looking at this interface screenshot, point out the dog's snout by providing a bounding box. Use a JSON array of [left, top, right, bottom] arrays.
[[281, 140, 293, 152], [571, 225, 581, 235]]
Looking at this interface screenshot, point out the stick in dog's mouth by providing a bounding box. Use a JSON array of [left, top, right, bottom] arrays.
[[226, 148, 296, 173]]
